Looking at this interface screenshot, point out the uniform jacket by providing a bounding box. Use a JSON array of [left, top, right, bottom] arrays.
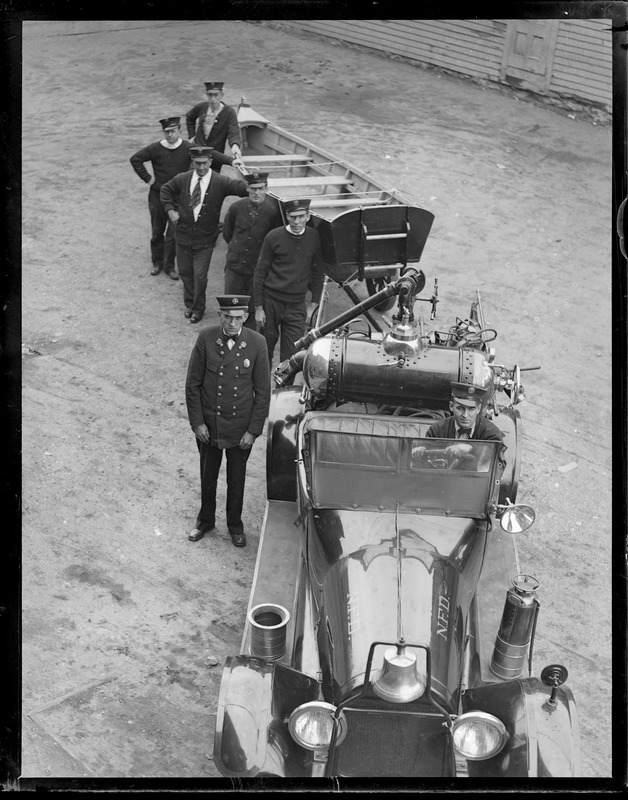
[[426, 414, 503, 441], [223, 196, 282, 276], [129, 139, 192, 191], [186, 102, 241, 151], [185, 325, 271, 449], [160, 170, 248, 248]]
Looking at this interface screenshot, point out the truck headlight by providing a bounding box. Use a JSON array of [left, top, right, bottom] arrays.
[[288, 701, 347, 751], [451, 711, 508, 760]]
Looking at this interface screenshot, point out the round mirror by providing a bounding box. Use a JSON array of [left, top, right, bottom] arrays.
[[499, 504, 535, 534]]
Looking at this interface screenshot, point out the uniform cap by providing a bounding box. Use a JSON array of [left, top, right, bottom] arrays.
[[451, 382, 487, 406], [204, 81, 225, 91], [244, 172, 269, 186], [159, 116, 181, 130], [190, 146, 213, 161], [282, 198, 311, 215], [217, 295, 250, 312]]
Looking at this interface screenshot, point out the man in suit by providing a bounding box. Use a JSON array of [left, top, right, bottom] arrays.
[[186, 81, 243, 173], [417, 382, 503, 467], [185, 295, 271, 547], [160, 147, 249, 323], [222, 172, 282, 329], [129, 116, 192, 278], [254, 198, 325, 367]]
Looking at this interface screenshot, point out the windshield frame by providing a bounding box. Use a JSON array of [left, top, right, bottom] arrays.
[[301, 414, 505, 518]]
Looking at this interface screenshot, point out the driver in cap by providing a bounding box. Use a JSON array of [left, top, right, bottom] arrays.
[[414, 382, 503, 461]]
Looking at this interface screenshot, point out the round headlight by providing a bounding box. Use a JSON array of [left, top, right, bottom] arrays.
[[288, 701, 347, 751], [451, 711, 508, 760]]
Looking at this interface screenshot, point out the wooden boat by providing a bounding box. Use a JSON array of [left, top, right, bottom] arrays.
[[236, 100, 435, 297]]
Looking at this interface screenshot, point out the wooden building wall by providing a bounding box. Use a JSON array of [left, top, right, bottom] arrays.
[[550, 18, 612, 109], [287, 19, 612, 112]]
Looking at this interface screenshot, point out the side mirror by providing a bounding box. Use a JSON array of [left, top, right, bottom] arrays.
[[499, 504, 535, 534]]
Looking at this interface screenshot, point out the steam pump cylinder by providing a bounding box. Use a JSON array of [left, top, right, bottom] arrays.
[[302, 335, 494, 410]]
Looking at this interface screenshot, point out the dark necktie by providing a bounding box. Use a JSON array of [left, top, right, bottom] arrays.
[[190, 178, 202, 209], [457, 429, 470, 440]]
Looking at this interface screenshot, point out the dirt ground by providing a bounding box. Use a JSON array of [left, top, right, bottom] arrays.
[[18, 19, 612, 784]]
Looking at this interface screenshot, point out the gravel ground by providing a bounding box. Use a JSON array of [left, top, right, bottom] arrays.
[[17, 19, 612, 785]]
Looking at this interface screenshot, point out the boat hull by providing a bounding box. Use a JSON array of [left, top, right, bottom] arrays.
[[237, 103, 434, 284]]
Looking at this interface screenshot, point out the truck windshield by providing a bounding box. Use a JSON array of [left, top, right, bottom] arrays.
[[305, 418, 502, 517]]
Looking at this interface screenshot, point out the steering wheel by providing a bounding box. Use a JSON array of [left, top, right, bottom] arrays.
[[417, 447, 460, 470], [459, 328, 498, 346]]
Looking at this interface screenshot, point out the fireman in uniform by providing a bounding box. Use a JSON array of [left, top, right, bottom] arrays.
[[185, 295, 271, 547], [222, 172, 282, 329], [418, 382, 503, 466]]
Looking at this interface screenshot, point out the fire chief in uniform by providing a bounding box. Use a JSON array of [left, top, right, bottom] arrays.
[[185, 295, 271, 547]]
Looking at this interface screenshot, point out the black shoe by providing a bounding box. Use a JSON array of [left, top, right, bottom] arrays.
[[184, 309, 193, 319], [230, 531, 246, 547], [166, 270, 179, 281], [190, 313, 203, 324], [188, 526, 215, 542], [151, 264, 163, 276]]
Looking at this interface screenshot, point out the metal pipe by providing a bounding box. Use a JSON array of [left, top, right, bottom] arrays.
[[339, 282, 383, 332], [295, 283, 397, 350], [295, 268, 424, 351]]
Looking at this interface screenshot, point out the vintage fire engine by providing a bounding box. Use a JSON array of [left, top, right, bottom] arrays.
[[212, 268, 580, 779], [212, 169, 580, 777]]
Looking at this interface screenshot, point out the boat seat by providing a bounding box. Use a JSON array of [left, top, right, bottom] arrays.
[[241, 154, 314, 163], [309, 196, 386, 208], [269, 175, 353, 188]]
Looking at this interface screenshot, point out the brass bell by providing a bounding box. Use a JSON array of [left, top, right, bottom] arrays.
[[371, 644, 426, 704]]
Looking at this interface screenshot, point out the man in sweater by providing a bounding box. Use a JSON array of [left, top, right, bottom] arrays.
[[186, 81, 243, 174], [185, 295, 271, 547], [254, 198, 324, 367], [222, 172, 282, 329], [129, 116, 191, 278], [160, 147, 249, 324]]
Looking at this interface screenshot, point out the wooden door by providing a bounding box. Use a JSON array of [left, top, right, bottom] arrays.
[[501, 20, 559, 92]]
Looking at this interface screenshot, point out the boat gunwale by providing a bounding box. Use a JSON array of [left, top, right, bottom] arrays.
[[237, 105, 418, 210]]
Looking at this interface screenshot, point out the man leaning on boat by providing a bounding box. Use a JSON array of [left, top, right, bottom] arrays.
[[186, 81, 243, 174], [253, 198, 324, 370]]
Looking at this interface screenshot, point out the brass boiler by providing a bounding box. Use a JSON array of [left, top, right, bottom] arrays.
[[302, 330, 495, 410]]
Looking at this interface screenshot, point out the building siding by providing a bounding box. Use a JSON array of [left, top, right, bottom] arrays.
[[287, 19, 612, 112], [550, 18, 612, 108]]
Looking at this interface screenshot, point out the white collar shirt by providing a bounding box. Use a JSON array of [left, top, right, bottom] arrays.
[[160, 137, 183, 150], [222, 330, 239, 350], [190, 171, 212, 221], [454, 422, 475, 439]]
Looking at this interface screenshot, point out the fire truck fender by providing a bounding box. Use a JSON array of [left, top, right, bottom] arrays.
[[461, 677, 580, 777]]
